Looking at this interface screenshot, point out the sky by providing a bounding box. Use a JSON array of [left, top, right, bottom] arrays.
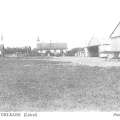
[[0, 0, 120, 49]]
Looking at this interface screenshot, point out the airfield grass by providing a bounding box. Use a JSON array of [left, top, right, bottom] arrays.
[[0, 57, 120, 111]]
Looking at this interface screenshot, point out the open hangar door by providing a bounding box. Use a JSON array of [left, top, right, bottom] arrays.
[[87, 45, 99, 57]]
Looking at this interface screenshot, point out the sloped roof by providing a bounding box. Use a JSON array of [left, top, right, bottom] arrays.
[[110, 21, 120, 38], [37, 43, 67, 50], [88, 37, 100, 47]]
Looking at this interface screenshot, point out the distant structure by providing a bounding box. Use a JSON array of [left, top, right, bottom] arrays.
[[109, 21, 120, 51], [75, 48, 85, 57], [36, 37, 40, 43], [0, 34, 4, 57], [84, 37, 111, 57], [36, 39, 67, 56]]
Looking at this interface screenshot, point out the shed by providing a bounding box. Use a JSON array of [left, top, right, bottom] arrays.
[[109, 21, 120, 51]]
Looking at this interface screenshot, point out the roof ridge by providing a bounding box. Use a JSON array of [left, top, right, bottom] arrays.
[[109, 21, 120, 38], [88, 37, 100, 46]]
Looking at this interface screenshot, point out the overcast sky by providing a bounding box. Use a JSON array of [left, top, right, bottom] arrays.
[[0, 0, 120, 49]]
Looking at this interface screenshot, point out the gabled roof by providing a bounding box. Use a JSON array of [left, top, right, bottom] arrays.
[[88, 37, 100, 47], [37, 43, 67, 50], [109, 21, 120, 38]]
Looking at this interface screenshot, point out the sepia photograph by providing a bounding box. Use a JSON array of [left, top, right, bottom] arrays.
[[0, 0, 120, 119]]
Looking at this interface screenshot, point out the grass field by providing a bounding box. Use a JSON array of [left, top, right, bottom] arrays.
[[0, 57, 120, 111]]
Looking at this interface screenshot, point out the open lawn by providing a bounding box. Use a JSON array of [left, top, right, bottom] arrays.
[[0, 57, 120, 111]]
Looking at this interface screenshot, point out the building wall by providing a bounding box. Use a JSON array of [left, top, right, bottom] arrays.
[[99, 45, 111, 57], [38, 50, 46, 53], [111, 37, 120, 51], [84, 48, 89, 57], [99, 45, 111, 52]]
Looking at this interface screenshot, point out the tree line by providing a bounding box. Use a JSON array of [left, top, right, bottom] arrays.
[[3, 46, 32, 54], [66, 47, 84, 56], [2, 46, 84, 56]]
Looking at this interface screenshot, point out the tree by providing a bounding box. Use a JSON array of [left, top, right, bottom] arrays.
[[66, 47, 83, 56], [4, 46, 32, 55]]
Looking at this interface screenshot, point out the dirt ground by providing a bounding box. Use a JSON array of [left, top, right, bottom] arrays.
[[53, 57, 120, 67]]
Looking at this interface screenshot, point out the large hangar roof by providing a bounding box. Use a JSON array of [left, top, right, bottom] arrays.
[[84, 37, 111, 48], [88, 37, 100, 47], [37, 43, 67, 50], [110, 21, 120, 38]]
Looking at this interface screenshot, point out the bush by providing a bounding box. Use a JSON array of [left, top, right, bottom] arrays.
[[66, 47, 83, 56]]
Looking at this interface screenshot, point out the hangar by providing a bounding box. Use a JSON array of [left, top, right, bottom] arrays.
[[110, 21, 120, 51], [84, 37, 100, 57], [84, 37, 111, 57]]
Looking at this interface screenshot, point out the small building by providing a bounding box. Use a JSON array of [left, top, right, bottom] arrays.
[[36, 42, 67, 56], [75, 49, 84, 57], [84, 37, 111, 57], [109, 21, 120, 51]]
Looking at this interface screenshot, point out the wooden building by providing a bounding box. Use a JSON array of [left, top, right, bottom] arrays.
[[84, 37, 111, 57], [109, 21, 120, 51]]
